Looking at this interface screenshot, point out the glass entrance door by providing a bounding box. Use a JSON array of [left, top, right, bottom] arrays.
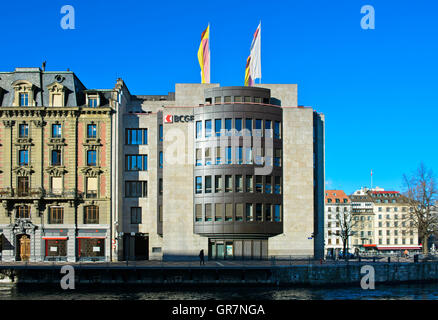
[[217, 243, 225, 260]]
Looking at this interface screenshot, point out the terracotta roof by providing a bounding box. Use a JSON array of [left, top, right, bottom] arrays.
[[325, 190, 350, 204]]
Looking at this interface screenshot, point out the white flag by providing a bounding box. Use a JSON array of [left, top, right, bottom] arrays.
[[250, 22, 261, 82]]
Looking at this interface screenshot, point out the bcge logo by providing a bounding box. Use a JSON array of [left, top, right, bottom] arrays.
[[164, 114, 173, 123], [164, 115, 194, 123]]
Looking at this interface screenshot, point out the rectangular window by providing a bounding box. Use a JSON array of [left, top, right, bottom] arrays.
[[215, 175, 222, 193], [255, 119, 263, 137], [126, 129, 147, 145], [226, 203, 234, 221], [195, 176, 202, 194], [274, 121, 281, 139], [196, 148, 202, 166], [131, 207, 142, 224], [159, 178, 163, 196], [215, 119, 222, 136], [52, 124, 62, 138], [235, 175, 243, 192], [86, 177, 98, 198], [274, 176, 281, 194], [245, 118, 252, 136], [237, 146, 243, 164], [159, 124, 163, 142], [87, 124, 97, 138], [19, 93, 29, 106], [244, 96, 251, 103], [159, 205, 163, 223], [84, 206, 99, 224], [235, 203, 243, 222], [265, 120, 272, 138], [88, 98, 98, 107], [205, 204, 212, 221], [125, 155, 147, 171], [159, 152, 163, 168], [256, 204, 263, 221], [125, 181, 147, 198], [205, 176, 212, 193], [226, 146, 232, 164], [214, 96, 221, 104], [215, 203, 223, 221], [234, 96, 242, 102], [274, 204, 281, 222], [265, 176, 272, 194], [51, 150, 61, 166], [17, 177, 29, 196], [246, 204, 254, 222], [86, 150, 97, 166], [49, 207, 64, 224], [17, 206, 30, 219], [19, 150, 29, 166], [195, 204, 202, 222], [215, 146, 222, 165], [51, 177, 63, 194], [255, 175, 263, 193], [225, 175, 233, 193], [244, 147, 252, 164], [205, 120, 212, 138], [19, 124, 28, 138], [265, 204, 272, 221], [224, 96, 231, 103], [205, 148, 212, 165], [225, 118, 232, 136], [235, 118, 242, 135], [196, 121, 202, 139], [274, 149, 282, 167], [246, 175, 253, 192]]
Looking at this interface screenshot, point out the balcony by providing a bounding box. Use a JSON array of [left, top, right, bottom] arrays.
[[0, 188, 83, 199]]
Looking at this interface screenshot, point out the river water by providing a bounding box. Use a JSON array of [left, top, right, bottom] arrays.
[[0, 282, 437, 300]]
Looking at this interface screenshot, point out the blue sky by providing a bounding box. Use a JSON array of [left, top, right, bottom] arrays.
[[1, 0, 437, 194]]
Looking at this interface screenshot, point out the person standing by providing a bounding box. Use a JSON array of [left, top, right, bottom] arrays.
[[199, 249, 205, 265]]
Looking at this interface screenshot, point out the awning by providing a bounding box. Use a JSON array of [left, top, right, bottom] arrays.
[[76, 236, 106, 239], [363, 244, 377, 248], [377, 246, 422, 250], [42, 236, 68, 240]]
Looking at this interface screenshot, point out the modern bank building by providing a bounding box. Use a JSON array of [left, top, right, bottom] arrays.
[[0, 67, 325, 262]]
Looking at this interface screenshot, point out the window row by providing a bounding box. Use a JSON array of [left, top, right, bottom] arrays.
[[17, 123, 98, 139], [195, 203, 281, 222], [377, 221, 414, 228], [14, 205, 99, 224], [378, 230, 415, 236], [126, 129, 148, 145], [195, 175, 282, 194], [377, 238, 416, 245], [205, 96, 269, 105], [196, 119, 281, 139], [196, 146, 281, 167]]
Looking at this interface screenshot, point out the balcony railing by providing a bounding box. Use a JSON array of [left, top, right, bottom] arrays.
[[0, 188, 83, 199]]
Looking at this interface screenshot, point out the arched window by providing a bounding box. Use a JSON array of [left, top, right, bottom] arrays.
[[84, 205, 99, 224]]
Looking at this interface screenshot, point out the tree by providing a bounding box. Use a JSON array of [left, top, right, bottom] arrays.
[[337, 207, 358, 259], [403, 163, 437, 255]]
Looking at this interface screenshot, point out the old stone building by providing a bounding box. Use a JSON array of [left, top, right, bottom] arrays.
[[0, 68, 113, 262]]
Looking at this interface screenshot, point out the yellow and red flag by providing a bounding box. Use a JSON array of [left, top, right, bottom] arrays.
[[197, 24, 210, 84], [245, 22, 261, 86]]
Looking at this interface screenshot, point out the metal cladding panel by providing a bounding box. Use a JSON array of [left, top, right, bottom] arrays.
[[243, 240, 252, 257], [253, 240, 261, 260], [261, 240, 268, 259], [234, 240, 243, 258]]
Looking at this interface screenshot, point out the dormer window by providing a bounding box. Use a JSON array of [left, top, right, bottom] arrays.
[[86, 92, 100, 108], [89, 98, 98, 107], [47, 82, 66, 107], [12, 80, 35, 107], [20, 93, 29, 106]]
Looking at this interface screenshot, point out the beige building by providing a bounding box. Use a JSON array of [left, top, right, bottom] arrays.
[[350, 187, 420, 254], [112, 82, 326, 260], [0, 68, 114, 262]]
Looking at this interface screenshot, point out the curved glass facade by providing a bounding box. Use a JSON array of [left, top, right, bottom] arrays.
[[193, 87, 283, 238]]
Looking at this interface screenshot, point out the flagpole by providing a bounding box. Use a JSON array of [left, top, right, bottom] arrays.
[[259, 20, 261, 85]]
